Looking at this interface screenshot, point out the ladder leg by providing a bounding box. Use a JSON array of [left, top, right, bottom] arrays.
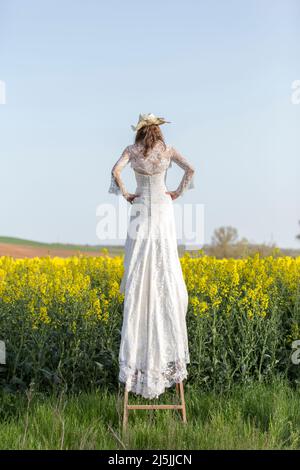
[[123, 386, 129, 433], [122, 383, 187, 429], [179, 381, 187, 424]]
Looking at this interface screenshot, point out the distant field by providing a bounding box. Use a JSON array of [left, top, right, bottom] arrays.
[[1, 236, 298, 259], [0, 236, 125, 258], [0, 236, 188, 259]]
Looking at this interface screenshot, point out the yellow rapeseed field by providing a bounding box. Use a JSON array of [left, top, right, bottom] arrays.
[[0, 252, 300, 392]]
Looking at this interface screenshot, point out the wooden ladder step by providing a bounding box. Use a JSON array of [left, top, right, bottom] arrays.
[[127, 404, 183, 410], [122, 381, 187, 433]]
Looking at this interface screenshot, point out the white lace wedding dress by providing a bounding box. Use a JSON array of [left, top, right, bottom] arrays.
[[108, 140, 195, 399]]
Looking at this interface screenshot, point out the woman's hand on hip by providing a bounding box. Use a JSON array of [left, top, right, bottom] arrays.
[[125, 193, 140, 204], [165, 190, 179, 200]]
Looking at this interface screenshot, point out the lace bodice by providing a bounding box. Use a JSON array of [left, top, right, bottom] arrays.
[[108, 141, 195, 199]]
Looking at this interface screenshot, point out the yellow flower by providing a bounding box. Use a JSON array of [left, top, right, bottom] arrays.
[[40, 306, 50, 324]]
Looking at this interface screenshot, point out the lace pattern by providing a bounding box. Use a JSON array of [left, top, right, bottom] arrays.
[[108, 141, 195, 198], [130, 141, 171, 175], [119, 353, 190, 399], [108, 146, 130, 196], [170, 146, 195, 197], [108, 173, 122, 195]]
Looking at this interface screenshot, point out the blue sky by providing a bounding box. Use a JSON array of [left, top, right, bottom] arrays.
[[0, 0, 299, 248]]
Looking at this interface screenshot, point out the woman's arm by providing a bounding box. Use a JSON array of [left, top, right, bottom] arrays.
[[166, 147, 195, 199], [109, 146, 138, 203]]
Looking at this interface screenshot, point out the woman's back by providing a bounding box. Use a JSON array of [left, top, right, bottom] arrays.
[[128, 141, 172, 176], [109, 140, 195, 199]]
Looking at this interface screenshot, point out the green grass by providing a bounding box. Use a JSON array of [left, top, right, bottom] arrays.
[[1, 379, 300, 450]]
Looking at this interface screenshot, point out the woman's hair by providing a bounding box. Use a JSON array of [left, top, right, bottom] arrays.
[[134, 124, 166, 157]]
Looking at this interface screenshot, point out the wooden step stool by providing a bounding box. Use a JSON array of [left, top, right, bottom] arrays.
[[122, 381, 187, 432]]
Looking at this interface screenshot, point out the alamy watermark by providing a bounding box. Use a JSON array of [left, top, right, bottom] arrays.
[[96, 199, 205, 249], [0, 337, 299, 368], [0, 80, 6, 104], [0, 341, 6, 365], [291, 80, 300, 105], [291, 340, 300, 365]]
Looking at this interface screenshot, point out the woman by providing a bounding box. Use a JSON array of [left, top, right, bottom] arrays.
[[109, 113, 195, 399]]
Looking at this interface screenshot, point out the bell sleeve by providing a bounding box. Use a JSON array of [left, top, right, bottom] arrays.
[[108, 146, 131, 197], [170, 146, 195, 197]]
